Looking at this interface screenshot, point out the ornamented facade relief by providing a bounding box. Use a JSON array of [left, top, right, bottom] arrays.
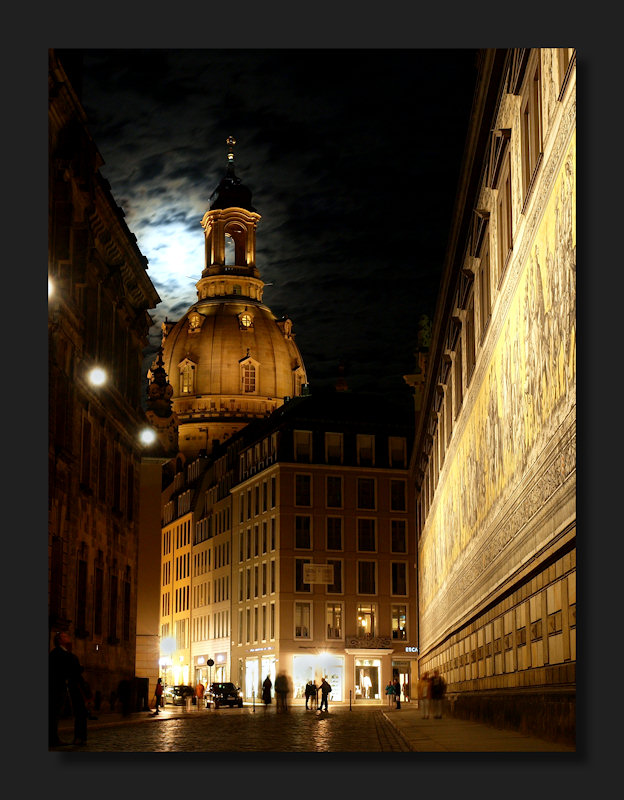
[[420, 135, 576, 637]]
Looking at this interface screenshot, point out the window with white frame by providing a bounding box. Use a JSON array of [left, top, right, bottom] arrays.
[[294, 602, 311, 638], [326, 603, 343, 639]]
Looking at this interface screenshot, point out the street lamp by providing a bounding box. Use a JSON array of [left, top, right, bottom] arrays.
[[139, 427, 157, 446], [88, 366, 107, 387]]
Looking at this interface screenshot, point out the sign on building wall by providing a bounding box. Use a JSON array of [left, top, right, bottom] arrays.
[[303, 564, 334, 584]]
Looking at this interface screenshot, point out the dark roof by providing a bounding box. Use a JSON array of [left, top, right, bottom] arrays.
[[209, 164, 257, 213]]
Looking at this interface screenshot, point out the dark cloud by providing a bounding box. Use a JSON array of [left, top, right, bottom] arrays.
[[79, 48, 477, 395]]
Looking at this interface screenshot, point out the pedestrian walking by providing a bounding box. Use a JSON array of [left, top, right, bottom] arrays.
[[402, 681, 410, 703], [274, 671, 289, 712], [195, 680, 205, 710], [418, 671, 431, 718], [393, 677, 402, 709], [318, 677, 331, 712], [262, 675, 272, 709], [48, 631, 90, 747], [152, 677, 164, 714], [385, 681, 395, 707], [430, 669, 446, 718]]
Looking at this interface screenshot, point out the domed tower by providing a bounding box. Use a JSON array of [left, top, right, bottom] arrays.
[[161, 137, 308, 458]]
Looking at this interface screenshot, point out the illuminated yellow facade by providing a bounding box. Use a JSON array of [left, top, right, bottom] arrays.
[[410, 49, 575, 745]]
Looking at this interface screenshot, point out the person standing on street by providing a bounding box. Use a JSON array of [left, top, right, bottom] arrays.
[[393, 677, 402, 709], [418, 672, 431, 718], [319, 677, 331, 712], [385, 680, 395, 707], [195, 680, 205, 710], [49, 631, 90, 747], [153, 677, 164, 714], [430, 669, 446, 718], [262, 675, 272, 709], [274, 671, 289, 712]]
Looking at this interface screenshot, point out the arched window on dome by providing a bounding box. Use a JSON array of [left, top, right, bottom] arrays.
[[242, 363, 256, 393], [239, 353, 259, 394], [179, 359, 197, 394]]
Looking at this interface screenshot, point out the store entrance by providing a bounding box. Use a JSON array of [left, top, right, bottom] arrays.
[[355, 658, 381, 701]]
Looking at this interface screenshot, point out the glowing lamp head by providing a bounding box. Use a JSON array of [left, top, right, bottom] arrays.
[[139, 428, 157, 446], [88, 367, 107, 386]]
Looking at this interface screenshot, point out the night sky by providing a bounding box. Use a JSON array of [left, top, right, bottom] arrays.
[[76, 49, 478, 396]]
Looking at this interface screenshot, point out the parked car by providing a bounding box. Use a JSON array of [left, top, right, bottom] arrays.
[[207, 682, 243, 708], [163, 685, 195, 706]]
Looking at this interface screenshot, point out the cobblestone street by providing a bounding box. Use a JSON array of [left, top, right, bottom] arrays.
[[56, 706, 411, 753]]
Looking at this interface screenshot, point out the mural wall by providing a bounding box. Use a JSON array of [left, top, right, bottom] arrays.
[[420, 134, 576, 637]]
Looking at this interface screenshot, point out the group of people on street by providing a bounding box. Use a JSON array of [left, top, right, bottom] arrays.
[[417, 669, 446, 719], [260, 674, 332, 712], [385, 677, 404, 708]]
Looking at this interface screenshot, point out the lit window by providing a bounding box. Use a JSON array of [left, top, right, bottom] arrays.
[[180, 363, 195, 394], [242, 362, 256, 393]]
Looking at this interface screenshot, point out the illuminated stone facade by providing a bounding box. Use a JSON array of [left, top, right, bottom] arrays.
[[48, 50, 160, 704], [409, 49, 575, 744], [161, 393, 417, 704]]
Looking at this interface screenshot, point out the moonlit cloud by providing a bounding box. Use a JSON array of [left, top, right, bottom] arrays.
[[79, 49, 477, 394]]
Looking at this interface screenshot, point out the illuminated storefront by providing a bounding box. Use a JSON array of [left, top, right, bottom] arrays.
[[292, 652, 344, 701]]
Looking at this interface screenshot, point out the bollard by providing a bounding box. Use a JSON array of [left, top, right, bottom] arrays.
[[349, 690, 352, 711], [252, 690, 255, 713]]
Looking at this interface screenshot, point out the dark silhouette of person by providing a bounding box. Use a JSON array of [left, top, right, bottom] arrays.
[[430, 669, 446, 718], [274, 671, 289, 712], [117, 678, 132, 716], [305, 680, 317, 710], [262, 675, 272, 709], [319, 677, 331, 712], [393, 677, 401, 709], [49, 631, 90, 747]]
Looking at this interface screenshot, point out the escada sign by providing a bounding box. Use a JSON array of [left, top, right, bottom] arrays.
[[405, 646, 419, 652]]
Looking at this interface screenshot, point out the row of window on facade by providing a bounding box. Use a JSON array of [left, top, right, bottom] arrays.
[[417, 49, 574, 529], [429, 575, 576, 681], [72, 555, 133, 644], [79, 414, 136, 521], [178, 360, 257, 394], [292, 431, 408, 467], [231, 602, 409, 645], [292, 558, 409, 596]]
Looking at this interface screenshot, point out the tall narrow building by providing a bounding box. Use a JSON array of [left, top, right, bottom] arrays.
[[160, 138, 308, 460]]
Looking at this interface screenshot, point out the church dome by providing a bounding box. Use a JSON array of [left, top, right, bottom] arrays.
[[160, 138, 307, 458]]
